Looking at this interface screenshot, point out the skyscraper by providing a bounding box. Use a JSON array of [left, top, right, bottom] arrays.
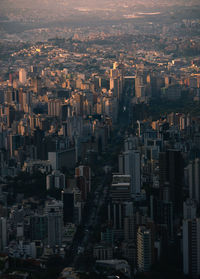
[[30, 215, 48, 243], [46, 170, 65, 190], [183, 218, 200, 277], [0, 217, 7, 252], [124, 150, 141, 196], [183, 199, 197, 219], [187, 159, 200, 204], [108, 174, 131, 239], [159, 149, 184, 215], [110, 63, 123, 100], [48, 99, 62, 118], [75, 165, 91, 201], [137, 226, 152, 272], [135, 76, 145, 98], [45, 200, 63, 247], [19, 68, 27, 84], [61, 190, 74, 225]]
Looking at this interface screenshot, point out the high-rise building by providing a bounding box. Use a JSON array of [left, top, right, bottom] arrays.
[[19, 68, 27, 84], [124, 215, 136, 241], [101, 228, 114, 246], [30, 215, 48, 243], [46, 170, 65, 190], [159, 149, 184, 215], [48, 99, 62, 118], [110, 174, 131, 201], [137, 226, 152, 272], [75, 165, 91, 201], [110, 63, 123, 100], [118, 154, 124, 173], [22, 91, 32, 113], [5, 105, 15, 128], [48, 148, 76, 170], [45, 200, 63, 247], [183, 199, 197, 219], [93, 245, 113, 260], [31, 77, 42, 93], [124, 136, 138, 152], [0, 217, 7, 252], [135, 76, 145, 98], [108, 175, 131, 239], [4, 89, 17, 104], [186, 159, 200, 204], [183, 218, 200, 277], [61, 190, 74, 225], [124, 150, 141, 196], [110, 77, 123, 100], [153, 199, 174, 239], [9, 134, 22, 157]]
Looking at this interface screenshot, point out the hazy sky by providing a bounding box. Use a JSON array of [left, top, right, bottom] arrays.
[[1, 0, 199, 9], [0, 0, 199, 24], [0, 0, 199, 41]]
